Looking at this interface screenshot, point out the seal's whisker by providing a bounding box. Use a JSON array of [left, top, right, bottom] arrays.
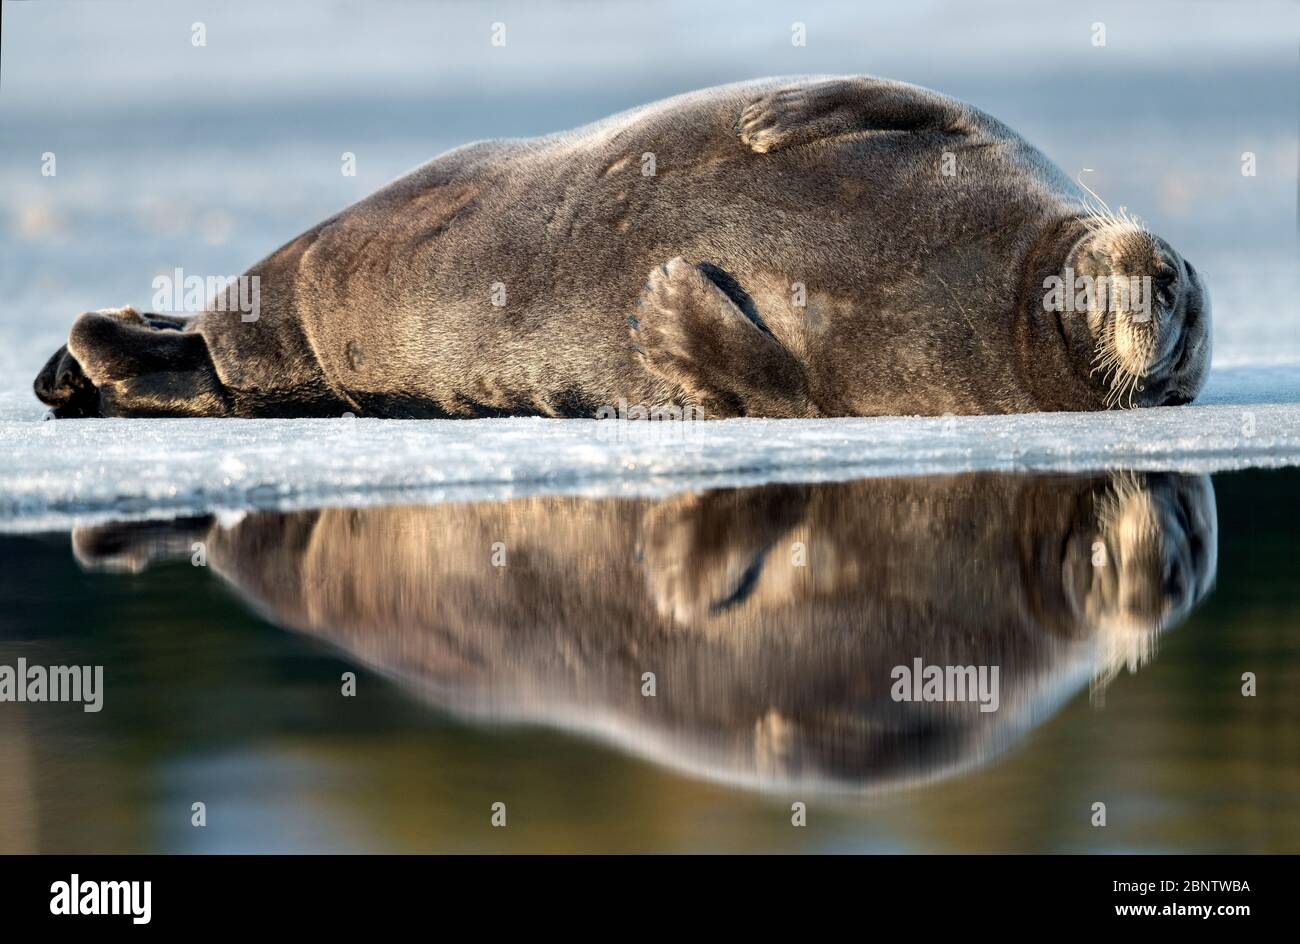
[[1076, 171, 1148, 237]]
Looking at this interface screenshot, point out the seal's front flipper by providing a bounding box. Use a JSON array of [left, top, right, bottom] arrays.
[[630, 258, 818, 418], [739, 78, 972, 153], [60, 306, 232, 417]]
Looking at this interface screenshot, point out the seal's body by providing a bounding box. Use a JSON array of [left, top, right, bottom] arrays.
[[34, 76, 1211, 419]]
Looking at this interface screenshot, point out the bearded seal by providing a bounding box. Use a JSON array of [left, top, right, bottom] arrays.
[[34, 75, 1211, 419], [70, 471, 1216, 792]]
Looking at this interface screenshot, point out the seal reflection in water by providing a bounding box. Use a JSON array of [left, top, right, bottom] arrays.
[[73, 471, 1217, 793], [36, 76, 1210, 418]]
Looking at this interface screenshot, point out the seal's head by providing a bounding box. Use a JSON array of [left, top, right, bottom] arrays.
[[1063, 216, 1211, 408]]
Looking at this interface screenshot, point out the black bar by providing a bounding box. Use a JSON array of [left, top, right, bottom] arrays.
[[0, 854, 1288, 929]]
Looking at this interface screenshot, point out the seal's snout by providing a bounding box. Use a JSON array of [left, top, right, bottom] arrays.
[[33, 344, 100, 417], [1069, 220, 1211, 409]]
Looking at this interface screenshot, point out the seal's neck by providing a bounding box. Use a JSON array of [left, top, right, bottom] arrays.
[[1013, 215, 1108, 412]]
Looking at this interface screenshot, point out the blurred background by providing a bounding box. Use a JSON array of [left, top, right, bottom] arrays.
[[1, 0, 1298, 420]]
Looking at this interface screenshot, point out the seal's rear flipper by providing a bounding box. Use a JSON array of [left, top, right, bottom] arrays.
[[739, 77, 973, 153], [630, 258, 820, 418], [72, 516, 216, 573], [33, 344, 100, 418], [49, 307, 233, 417]]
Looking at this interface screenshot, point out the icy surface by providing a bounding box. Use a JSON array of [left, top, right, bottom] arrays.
[[1, 365, 1297, 532], [1, 1, 1297, 531]]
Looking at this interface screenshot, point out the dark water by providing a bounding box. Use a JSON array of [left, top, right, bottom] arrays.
[[0, 467, 1296, 853]]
